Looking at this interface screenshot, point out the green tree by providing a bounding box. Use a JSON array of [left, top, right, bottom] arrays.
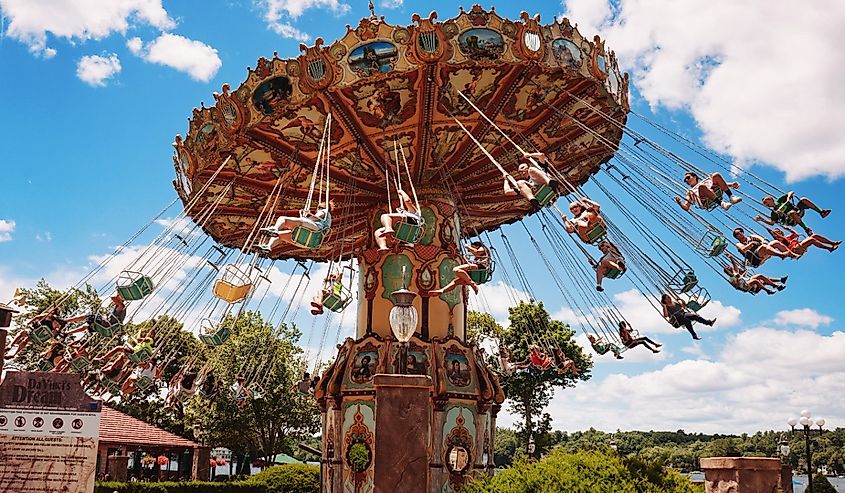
[[186, 311, 320, 462], [493, 427, 520, 467], [812, 473, 837, 493], [470, 302, 592, 456]]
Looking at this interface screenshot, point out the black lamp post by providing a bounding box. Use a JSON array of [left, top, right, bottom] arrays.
[[787, 409, 826, 493]]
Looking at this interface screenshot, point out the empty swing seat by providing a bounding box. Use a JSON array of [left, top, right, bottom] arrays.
[[127, 343, 153, 364], [708, 235, 728, 257], [534, 184, 557, 207], [670, 270, 699, 293], [199, 324, 232, 347], [102, 379, 121, 396], [37, 359, 55, 372], [213, 265, 254, 304], [290, 226, 326, 249], [117, 271, 155, 301], [322, 283, 352, 313], [29, 325, 54, 344], [584, 222, 608, 244], [684, 287, 711, 312]]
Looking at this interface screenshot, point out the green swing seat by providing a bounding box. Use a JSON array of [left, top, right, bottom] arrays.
[[135, 376, 155, 392], [199, 326, 232, 347], [585, 222, 608, 244], [394, 220, 423, 244], [468, 268, 493, 284], [102, 379, 121, 396], [69, 355, 91, 372], [684, 287, 711, 312], [322, 284, 352, 313], [701, 188, 724, 211], [604, 267, 625, 280], [127, 343, 153, 364], [534, 184, 557, 207], [37, 359, 55, 372], [92, 318, 120, 337], [29, 325, 54, 344], [670, 270, 698, 293], [290, 226, 326, 249], [708, 235, 728, 257], [117, 272, 155, 301]]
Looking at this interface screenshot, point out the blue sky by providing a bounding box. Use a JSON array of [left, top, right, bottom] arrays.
[[1, 0, 844, 434]]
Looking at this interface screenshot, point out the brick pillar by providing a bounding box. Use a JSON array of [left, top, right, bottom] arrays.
[[700, 457, 782, 493], [373, 374, 431, 493], [780, 464, 794, 493], [193, 446, 211, 481]]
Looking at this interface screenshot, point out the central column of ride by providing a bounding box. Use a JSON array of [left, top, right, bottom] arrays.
[[356, 190, 466, 341], [316, 190, 503, 493]]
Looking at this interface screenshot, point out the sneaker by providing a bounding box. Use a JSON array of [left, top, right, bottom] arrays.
[[821, 209, 831, 218], [259, 226, 280, 237], [720, 201, 733, 211], [705, 318, 716, 326], [548, 179, 560, 192], [693, 335, 702, 340], [730, 196, 743, 205], [529, 198, 541, 209], [596, 285, 604, 292], [780, 276, 789, 283]]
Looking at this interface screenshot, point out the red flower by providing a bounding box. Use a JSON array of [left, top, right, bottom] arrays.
[[157, 455, 170, 466]]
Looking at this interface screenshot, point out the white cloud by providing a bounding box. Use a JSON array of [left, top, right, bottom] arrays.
[[35, 231, 53, 242], [0, 219, 15, 242], [0, 0, 174, 57], [773, 308, 833, 329], [126, 33, 222, 82], [258, 0, 350, 41], [379, 0, 403, 8], [497, 325, 845, 434], [561, 0, 845, 181], [76, 53, 121, 87]]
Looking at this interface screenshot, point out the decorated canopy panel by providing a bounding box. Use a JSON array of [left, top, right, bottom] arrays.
[[174, 6, 628, 260]]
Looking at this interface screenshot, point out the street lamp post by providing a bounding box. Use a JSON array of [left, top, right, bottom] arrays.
[[787, 409, 826, 493], [527, 435, 536, 459], [389, 266, 417, 374]]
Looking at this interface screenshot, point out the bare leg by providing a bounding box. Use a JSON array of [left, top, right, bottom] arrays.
[[803, 235, 839, 252], [374, 227, 391, 251], [709, 172, 739, 191], [696, 183, 718, 202], [595, 263, 606, 291], [760, 243, 794, 259], [797, 197, 831, 218], [503, 179, 517, 196], [516, 181, 538, 204], [526, 168, 551, 187]]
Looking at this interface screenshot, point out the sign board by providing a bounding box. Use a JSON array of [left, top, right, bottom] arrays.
[[0, 372, 101, 493]]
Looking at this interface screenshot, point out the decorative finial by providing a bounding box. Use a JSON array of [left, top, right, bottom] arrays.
[[368, 0, 376, 18]]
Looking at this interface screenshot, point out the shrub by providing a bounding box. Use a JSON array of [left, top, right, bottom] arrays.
[[465, 450, 700, 493], [812, 473, 837, 493], [248, 464, 320, 493], [95, 482, 264, 493]]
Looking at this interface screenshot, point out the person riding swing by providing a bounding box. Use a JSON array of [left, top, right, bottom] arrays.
[[258, 200, 333, 252], [754, 191, 831, 235], [732, 227, 796, 268], [594, 240, 626, 292], [723, 254, 787, 295], [618, 321, 661, 354], [310, 272, 344, 316], [675, 171, 742, 211], [560, 198, 606, 244], [765, 226, 839, 256], [587, 334, 624, 359], [429, 241, 491, 296], [660, 294, 714, 340], [375, 189, 422, 251], [503, 156, 557, 209]]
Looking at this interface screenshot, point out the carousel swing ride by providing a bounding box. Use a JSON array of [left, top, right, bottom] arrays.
[[3, 4, 839, 492]]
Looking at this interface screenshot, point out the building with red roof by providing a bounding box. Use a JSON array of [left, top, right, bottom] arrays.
[[98, 406, 210, 481]]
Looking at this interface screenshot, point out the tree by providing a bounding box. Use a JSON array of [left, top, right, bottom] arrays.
[[185, 311, 320, 462], [469, 301, 592, 456]]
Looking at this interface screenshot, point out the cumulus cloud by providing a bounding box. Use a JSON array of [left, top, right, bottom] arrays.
[[561, 0, 845, 181], [0, 219, 15, 242], [126, 34, 222, 82], [258, 0, 350, 41], [773, 308, 833, 329], [0, 0, 174, 57], [76, 53, 121, 87], [497, 325, 845, 434]]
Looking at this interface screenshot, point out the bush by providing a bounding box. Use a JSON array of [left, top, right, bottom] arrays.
[[465, 450, 700, 493], [248, 464, 320, 493], [95, 482, 263, 493], [812, 473, 837, 493]]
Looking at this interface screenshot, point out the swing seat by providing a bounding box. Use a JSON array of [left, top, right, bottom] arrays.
[[322, 290, 352, 313], [701, 188, 724, 211], [103, 380, 121, 396], [290, 226, 326, 249], [213, 264, 254, 304], [394, 221, 423, 244], [69, 355, 91, 372], [199, 326, 232, 347], [135, 376, 155, 392], [604, 267, 625, 280], [29, 325, 54, 344], [684, 287, 711, 312], [680, 272, 698, 293], [92, 320, 120, 337], [534, 184, 557, 207], [468, 268, 493, 284], [117, 271, 155, 301], [708, 236, 728, 257], [37, 359, 55, 372], [584, 222, 608, 244], [127, 343, 153, 364]]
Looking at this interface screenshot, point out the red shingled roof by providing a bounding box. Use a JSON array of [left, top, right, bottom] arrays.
[[99, 406, 198, 448]]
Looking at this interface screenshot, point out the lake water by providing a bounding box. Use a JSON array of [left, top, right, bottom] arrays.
[[686, 473, 845, 492], [792, 475, 845, 493]]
